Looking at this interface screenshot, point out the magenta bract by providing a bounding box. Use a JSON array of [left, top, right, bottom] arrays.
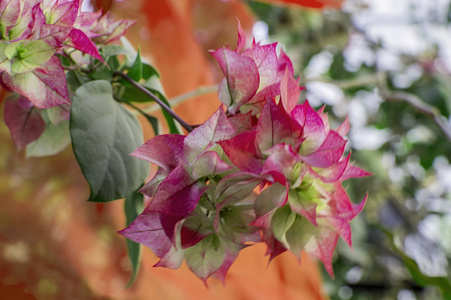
[[2, 55, 70, 108], [90, 11, 135, 45], [4, 95, 45, 151]]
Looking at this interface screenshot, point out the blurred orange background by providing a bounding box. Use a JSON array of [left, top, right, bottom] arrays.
[[0, 0, 343, 299]]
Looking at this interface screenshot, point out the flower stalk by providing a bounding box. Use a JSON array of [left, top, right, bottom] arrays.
[[113, 71, 194, 132]]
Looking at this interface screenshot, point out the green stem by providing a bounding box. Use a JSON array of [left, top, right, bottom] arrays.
[[383, 90, 451, 144], [113, 71, 194, 132]]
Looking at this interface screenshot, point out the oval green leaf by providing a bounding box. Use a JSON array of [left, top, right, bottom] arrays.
[[70, 80, 149, 202]]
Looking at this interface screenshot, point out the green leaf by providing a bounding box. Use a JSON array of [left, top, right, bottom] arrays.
[[26, 120, 70, 157], [70, 80, 149, 202], [124, 189, 144, 287], [107, 56, 121, 72], [120, 36, 139, 68], [379, 226, 451, 299], [141, 113, 160, 136], [66, 70, 87, 91], [127, 48, 142, 82], [119, 84, 152, 103], [119, 76, 165, 104], [142, 63, 159, 79], [58, 53, 72, 67], [90, 56, 121, 81]]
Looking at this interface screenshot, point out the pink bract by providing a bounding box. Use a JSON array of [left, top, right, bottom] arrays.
[[210, 20, 302, 115], [4, 95, 46, 151]]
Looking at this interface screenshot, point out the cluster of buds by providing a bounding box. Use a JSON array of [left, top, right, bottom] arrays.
[[120, 22, 369, 282]]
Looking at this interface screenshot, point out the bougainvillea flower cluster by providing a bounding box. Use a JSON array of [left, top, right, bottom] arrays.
[[0, 0, 133, 109], [1, 0, 134, 151], [120, 22, 370, 282]]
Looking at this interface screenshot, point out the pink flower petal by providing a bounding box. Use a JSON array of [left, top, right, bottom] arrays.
[[277, 48, 294, 79], [336, 116, 350, 137], [242, 43, 278, 89], [324, 217, 352, 248], [288, 192, 318, 226], [210, 48, 259, 112], [153, 245, 184, 269], [292, 100, 327, 154], [308, 153, 350, 183], [0, 0, 21, 31], [218, 131, 264, 173], [4, 96, 46, 151], [148, 165, 208, 216], [91, 11, 135, 44], [66, 28, 104, 62], [326, 184, 366, 221], [159, 213, 185, 244], [211, 243, 243, 282], [183, 106, 235, 162], [262, 144, 302, 185], [300, 130, 347, 168], [29, 4, 47, 35], [2, 56, 70, 108], [236, 19, 246, 53], [180, 216, 212, 249], [131, 134, 185, 172], [303, 224, 339, 278], [280, 67, 302, 114], [264, 231, 288, 262], [341, 164, 372, 181], [256, 100, 303, 152], [317, 105, 330, 130], [139, 168, 167, 197], [48, 0, 79, 27], [240, 82, 280, 115], [227, 111, 255, 135], [118, 210, 172, 258], [75, 10, 103, 33], [32, 23, 71, 47]]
